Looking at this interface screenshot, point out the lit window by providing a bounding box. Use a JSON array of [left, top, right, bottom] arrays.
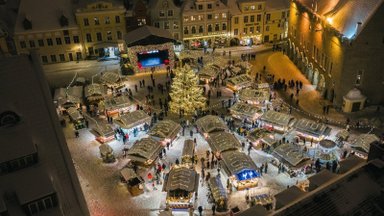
[[94, 17, 100, 25], [250, 5, 255, 10], [107, 31, 112, 40], [164, 21, 170, 29], [173, 21, 179, 29], [159, 11, 165, 17], [105, 17, 110, 24], [222, 13, 227, 18]]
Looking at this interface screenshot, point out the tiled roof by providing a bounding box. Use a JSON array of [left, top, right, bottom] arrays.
[[15, 0, 78, 33], [296, 0, 384, 38]]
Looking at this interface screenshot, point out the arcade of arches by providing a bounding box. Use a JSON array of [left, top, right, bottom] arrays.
[[286, 40, 334, 102]]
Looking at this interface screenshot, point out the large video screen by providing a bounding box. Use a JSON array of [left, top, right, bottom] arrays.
[[137, 49, 169, 68]]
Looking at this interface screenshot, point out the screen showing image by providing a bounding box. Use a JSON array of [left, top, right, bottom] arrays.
[[137, 49, 169, 68]]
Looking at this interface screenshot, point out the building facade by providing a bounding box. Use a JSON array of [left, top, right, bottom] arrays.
[[75, 0, 126, 58], [125, 0, 151, 32], [229, 0, 289, 46], [287, 0, 384, 107], [13, 0, 85, 64], [149, 0, 182, 40], [181, 0, 230, 48]]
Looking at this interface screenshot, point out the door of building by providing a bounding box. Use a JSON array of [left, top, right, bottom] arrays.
[[68, 53, 73, 61]]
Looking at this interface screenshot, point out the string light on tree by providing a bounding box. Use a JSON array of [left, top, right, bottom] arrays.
[[169, 65, 206, 115]]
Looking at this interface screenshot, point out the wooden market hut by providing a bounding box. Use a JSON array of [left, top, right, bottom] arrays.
[[230, 102, 262, 122], [120, 168, 145, 196], [148, 120, 181, 145], [126, 137, 162, 166], [99, 144, 115, 163], [114, 110, 151, 131], [196, 115, 228, 137], [163, 166, 199, 209], [85, 83, 106, 104], [220, 151, 259, 190], [208, 176, 228, 212], [238, 88, 270, 105], [206, 131, 241, 157], [102, 95, 134, 116], [259, 110, 296, 132], [181, 139, 195, 166], [350, 134, 380, 159], [226, 74, 252, 91], [92, 121, 115, 143], [293, 118, 331, 141], [272, 144, 312, 177], [66, 107, 85, 129]]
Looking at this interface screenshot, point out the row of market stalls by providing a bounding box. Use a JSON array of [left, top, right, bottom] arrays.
[[226, 74, 253, 91]]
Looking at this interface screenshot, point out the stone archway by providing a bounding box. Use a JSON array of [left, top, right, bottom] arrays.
[[313, 69, 319, 86]]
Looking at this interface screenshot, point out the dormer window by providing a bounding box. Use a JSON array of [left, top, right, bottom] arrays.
[[59, 15, 69, 27], [23, 18, 32, 30]]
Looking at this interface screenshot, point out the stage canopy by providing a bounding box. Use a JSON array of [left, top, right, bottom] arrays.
[[124, 25, 177, 47]]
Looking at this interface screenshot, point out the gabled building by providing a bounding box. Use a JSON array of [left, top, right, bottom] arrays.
[[287, 0, 384, 107], [13, 0, 84, 63], [149, 0, 182, 40], [125, 0, 151, 32], [181, 0, 230, 48], [74, 0, 126, 58]]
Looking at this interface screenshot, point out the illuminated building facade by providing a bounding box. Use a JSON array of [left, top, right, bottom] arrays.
[[229, 0, 289, 46], [149, 0, 182, 40], [75, 0, 126, 58], [181, 0, 230, 48], [13, 0, 85, 63], [125, 0, 151, 32], [287, 0, 384, 107]]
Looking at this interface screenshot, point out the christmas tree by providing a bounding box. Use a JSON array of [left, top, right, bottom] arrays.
[[169, 65, 206, 115]]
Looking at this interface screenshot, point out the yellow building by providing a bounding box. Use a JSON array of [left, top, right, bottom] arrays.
[[13, 0, 85, 63], [229, 0, 289, 45], [181, 0, 230, 48], [74, 0, 126, 58]]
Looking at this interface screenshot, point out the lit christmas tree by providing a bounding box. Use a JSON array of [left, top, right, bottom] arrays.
[[169, 65, 206, 115]]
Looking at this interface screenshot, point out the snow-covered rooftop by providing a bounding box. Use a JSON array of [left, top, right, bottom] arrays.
[[293, 118, 331, 137], [220, 151, 258, 176], [273, 144, 311, 168], [196, 115, 228, 134], [127, 137, 162, 163], [148, 120, 181, 140], [260, 110, 295, 127], [351, 134, 380, 153], [230, 102, 262, 119], [164, 166, 199, 192], [206, 131, 241, 153], [113, 110, 151, 129]]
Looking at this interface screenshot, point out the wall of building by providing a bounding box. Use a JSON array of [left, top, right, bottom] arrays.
[[150, 0, 181, 40], [341, 3, 384, 105]]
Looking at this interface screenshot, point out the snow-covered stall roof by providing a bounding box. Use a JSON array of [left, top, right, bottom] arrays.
[[53, 86, 83, 106], [293, 118, 331, 138], [260, 110, 295, 128], [148, 120, 181, 140], [99, 143, 113, 155], [227, 74, 252, 88], [127, 137, 162, 163], [220, 151, 258, 177], [199, 66, 219, 79], [163, 166, 199, 192], [230, 102, 262, 120], [93, 122, 114, 137], [100, 71, 121, 86], [15, 167, 56, 205], [319, 139, 337, 150], [236, 61, 253, 70], [246, 128, 271, 143], [67, 107, 83, 121], [182, 139, 195, 157], [114, 110, 151, 129], [209, 176, 227, 202], [120, 168, 139, 181], [207, 131, 241, 153], [196, 115, 228, 134], [103, 95, 131, 111], [307, 169, 336, 191], [85, 83, 106, 101], [273, 144, 311, 168], [0, 124, 37, 164], [239, 88, 270, 103], [274, 186, 306, 210], [351, 134, 380, 153]]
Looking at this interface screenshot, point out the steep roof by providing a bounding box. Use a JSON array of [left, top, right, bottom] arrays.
[[296, 0, 384, 38], [124, 25, 176, 46], [15, 0, 78, 33], [164, 166, 199, 192]]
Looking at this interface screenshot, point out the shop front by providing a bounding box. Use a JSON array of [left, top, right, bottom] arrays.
[[101, 95, 134, 117], [92, 122, 115, 143], [226, 74, 253, 91], [230, 102, 262, 123], [259, 110, 296, 133], [113, 110, 151, 134], [293, 118, 331, 142], [120, 168, 144, 196]]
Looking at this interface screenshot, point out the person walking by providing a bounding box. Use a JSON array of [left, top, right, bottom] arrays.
[[198, 206, 203, 216], [212, 204, 216, 215]]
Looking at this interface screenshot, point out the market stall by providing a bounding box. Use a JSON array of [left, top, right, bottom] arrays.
[[85, 83, 106, 104], [293, 118, 331, 141], [100, 71, 125, 89], [148, 120, 181, 145], [198, 66, 219, 84], [181, 139, 195, 167], [101, 95, 134, 117], [196, 115, 228, 137], [220, 150, 259, 190], [226, 74, 253, 91], [67, 107, 86, 129], [114, 110, 151, 133], [236, 61, 252, 73], [259, 110, 295, 133], [350, 134, 380, 159], [206, 131, 241, 157], [247, 128, 279, 152], [126, 137, 162, 166], [92, 122, 115, 143], [208, 176, 228, 212], [53, 86, 83, 110], [120, 168, 145, 196], [238, 88, 270, 105], [163, 166, 199, 209], [316, 139, 338, 163], [335, 129, 350, 147], [230, 102, 262, 122], [99, 143, 115, 163], [272, 144, 312, 177]]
